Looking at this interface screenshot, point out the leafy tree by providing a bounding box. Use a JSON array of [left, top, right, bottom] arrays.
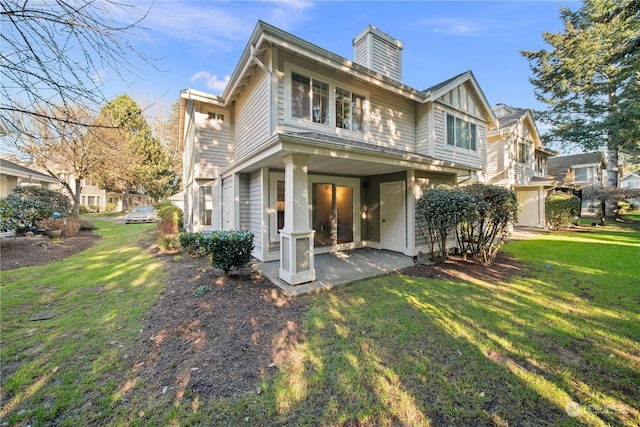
[[582, 186, 640, 223], [0, 0, 151, 137], [522, 0, 640, 187], [415, 187, 473, 263], [457, 184, 518, 265], [90, 95, 176, 205]]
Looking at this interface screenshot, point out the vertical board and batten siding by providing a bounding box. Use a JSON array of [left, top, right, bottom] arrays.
[[239, 173, 250, 230], [413, 171, 456, 248], [249, 170, 263, 258], [193, 104, 234, 178], [234, 70, 271, 162]]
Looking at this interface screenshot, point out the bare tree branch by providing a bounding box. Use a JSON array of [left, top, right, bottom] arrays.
[[0, 0, 154, 136]]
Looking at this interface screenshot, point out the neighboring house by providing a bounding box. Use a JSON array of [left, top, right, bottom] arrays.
[[168, 191, 184, 212], [487, 104, 556, 228], [179, 21, 498, 285], [0, 158, 60, 198], [547, 151, 606, 213], [620, 172, 640, 189]]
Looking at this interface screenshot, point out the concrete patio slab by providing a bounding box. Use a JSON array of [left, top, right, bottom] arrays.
[[256, 248, 414, 296]]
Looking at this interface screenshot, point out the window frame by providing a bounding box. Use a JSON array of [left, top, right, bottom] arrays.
[[446, 113, 477, 151], [285, 63, 369, 134]]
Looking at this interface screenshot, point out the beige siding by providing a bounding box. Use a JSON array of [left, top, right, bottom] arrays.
[[235, 70, 270, 161], [415, 103, 430, 155], [276, 51, 415, 152], [222, 176, 234, 231], [249, 170, 263, 258], [367, 86, 415, 152], [433, 103, 486, 170], [239, 173, 250, 230], [193, 103, 234, 179], [486, 139, 504, 178], [413, 171, 456, 247]]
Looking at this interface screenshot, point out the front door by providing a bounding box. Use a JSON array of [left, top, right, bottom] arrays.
[[380, 181, 406, 252]]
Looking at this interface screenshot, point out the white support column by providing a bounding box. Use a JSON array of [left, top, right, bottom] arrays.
[[279, 154, 316, 285]]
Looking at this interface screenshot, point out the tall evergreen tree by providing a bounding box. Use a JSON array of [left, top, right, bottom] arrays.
[[522, 0, 640, 187], [90, 95, 175, 204]]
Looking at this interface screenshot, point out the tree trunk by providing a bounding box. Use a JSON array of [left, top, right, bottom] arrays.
[[606, 145, 619, 189], [73, 178, 82, 217]]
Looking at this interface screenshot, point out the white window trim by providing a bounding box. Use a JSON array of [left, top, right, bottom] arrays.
[[444, 112, 478, 152], [284, 62, 369, 136]]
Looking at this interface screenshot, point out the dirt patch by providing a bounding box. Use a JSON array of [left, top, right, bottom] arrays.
[[402, 251, 526, 285], [0, 230, 101, 271], [1, 230, 526, 403]]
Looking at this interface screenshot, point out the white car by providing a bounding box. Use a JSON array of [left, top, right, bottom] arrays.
[[124, 206, 156, 224]]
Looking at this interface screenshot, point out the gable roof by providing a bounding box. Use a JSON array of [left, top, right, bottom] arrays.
[[547, 152, 605, 181], [204, 21, 497, 126], [620, 172, 640, 181], [423, 70, 498, 129]]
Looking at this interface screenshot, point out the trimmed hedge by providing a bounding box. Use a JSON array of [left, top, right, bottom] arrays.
[[179, 230, 255, 274], [546, 192, 580, 230], [202, 230, 254, 274]]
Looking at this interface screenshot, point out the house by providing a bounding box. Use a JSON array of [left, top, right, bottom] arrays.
[[0, 158, 60, 198], [620, 172, 640, 189], [547, 151, 606, 213], [178, 21, 498, 285], [547, 152, 606, 188], [487, 104, 556, 227]]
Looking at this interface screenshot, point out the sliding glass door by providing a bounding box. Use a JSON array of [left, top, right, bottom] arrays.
[[312, 183, 354, 247]]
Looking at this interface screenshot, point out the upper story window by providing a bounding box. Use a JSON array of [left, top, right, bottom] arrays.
[[336, 87, 365, 132], [289, 69, 366, 133], [446, 114, 477, 151], [574, 167, 592, 182], [517, 141, 529, 164], [291, 72, 329, 125]]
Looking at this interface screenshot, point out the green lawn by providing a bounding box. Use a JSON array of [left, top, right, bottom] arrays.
[[1, 221, 638, 426], [0, 221, 165, 426]]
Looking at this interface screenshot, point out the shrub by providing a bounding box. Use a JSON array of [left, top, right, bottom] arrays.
[[201, 230, 254, 274], [61, 217, 81, 237], [159, 235, 180, 250], [105, 202, 117, 213], [415, 186, 473, 262], [179, 232, 207, 256], [156, 201, 183, 235], [458, 184, 518, 265], [36, 217, 81, 237], [5, 186, 72, 229], [546, 192, 581, 230], [36, 217, 63, 231], [79, 218, 97, 230], [0, 199, 18, 232], [89, 205, 100, 213]]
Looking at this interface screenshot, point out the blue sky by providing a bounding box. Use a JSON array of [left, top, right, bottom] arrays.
[[114, 0, 580, 125]]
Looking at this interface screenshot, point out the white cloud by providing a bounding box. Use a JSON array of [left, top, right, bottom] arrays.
[[190, 71, 230, 93], [424, 18, 482, 36]]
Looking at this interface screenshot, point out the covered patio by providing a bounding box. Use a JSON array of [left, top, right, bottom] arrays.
[[256, 247, 414, 296]]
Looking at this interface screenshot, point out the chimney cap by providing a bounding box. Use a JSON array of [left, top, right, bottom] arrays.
[[353, 24, 403, 50]]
